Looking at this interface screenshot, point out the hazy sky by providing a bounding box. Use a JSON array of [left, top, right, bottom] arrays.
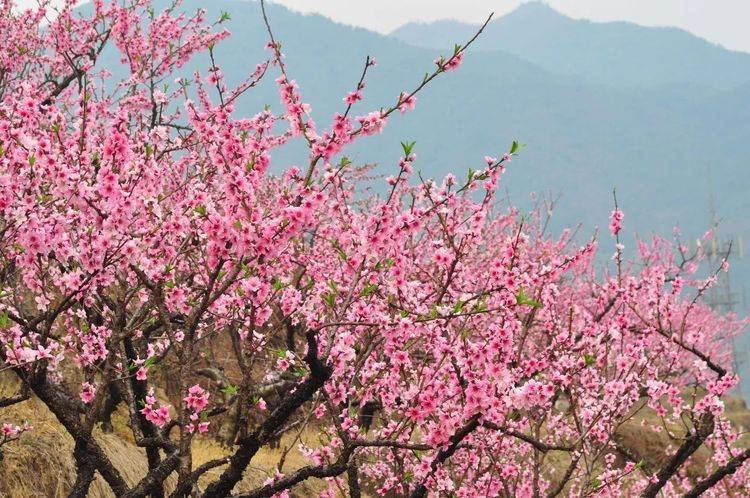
[[268, 0, 750, 53], [15, 0, 750, 53]]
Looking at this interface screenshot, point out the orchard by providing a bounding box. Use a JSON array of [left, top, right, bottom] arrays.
[[0, 1, 748, 497]]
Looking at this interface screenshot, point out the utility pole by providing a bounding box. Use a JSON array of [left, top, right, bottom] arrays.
[[704, 166, 746, 375]]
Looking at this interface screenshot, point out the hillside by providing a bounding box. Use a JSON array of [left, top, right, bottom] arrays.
[[390, 2, 750, 91]]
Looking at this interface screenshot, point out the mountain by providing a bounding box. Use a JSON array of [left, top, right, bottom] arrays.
[[91, 1, 750, 393], [390, 2, 750, 91]]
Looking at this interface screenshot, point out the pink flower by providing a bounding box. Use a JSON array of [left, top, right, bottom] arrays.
[[436, 52, 463, 71], [356, 111, 387, 136], [184, 384, 209, 413], [80, 382, 96, 404], [609, 208, 624, 236], [398, 92, 416, 113], [344, 91, 362, 105]]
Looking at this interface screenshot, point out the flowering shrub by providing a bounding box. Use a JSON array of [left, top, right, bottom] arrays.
[[0, 1, 747, 497]]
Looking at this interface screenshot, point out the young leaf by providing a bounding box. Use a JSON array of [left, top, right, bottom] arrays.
[[509, 140, 525, 155], [271, 278, 286, 291], [401, 140, 416, 157], [331, 240, 347, 261], [361, 283, 378, 297], [516, 288, 542, 308], [323, 293, 336, 308], [327, 280, 339, 293]]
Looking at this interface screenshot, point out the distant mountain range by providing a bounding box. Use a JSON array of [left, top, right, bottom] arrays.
[[93, 0, 750, 390], [391, 2, 750, 91]]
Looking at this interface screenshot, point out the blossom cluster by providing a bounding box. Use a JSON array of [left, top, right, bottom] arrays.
[[0, 1, 746, 497]]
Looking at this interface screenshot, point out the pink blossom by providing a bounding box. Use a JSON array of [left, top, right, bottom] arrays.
[[80, 382, 96, 404], [609, 208, 624, 236], [398, 92, 416, 113]]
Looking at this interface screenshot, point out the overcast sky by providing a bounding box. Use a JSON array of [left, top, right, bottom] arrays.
[[15, 0, 750, 53], [268, 0, 750, 53]]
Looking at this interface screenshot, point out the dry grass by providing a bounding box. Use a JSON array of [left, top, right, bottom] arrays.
[[0, 374, 324, 498]]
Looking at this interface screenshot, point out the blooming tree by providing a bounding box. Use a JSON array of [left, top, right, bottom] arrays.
[[0, 0, 748, 497]]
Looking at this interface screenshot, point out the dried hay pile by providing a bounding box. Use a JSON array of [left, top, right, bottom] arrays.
[[0, 375, 320, 498]]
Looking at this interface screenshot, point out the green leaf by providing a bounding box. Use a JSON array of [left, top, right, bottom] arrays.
[[220, 384, 238, 396], [275, 348, 287, 358], [635, 459, 645, 469], [591, 478, 602, 489], [322, 292, 336, 308], [400, 140, 416, 157], [327, 280, 339, 293], [453, 300, 464, 314], [271, 278, 286, 291], [467, 168, 475, 182], [331, 240, 348, 261], [375, 258, 394, 270], [219, 10, 231, 22], [194, 204, 207, 216], [28, 155, 35, 167], [0, 311, 10, 328], [400, 310, 410, 318], [145, 143, 153, 158], [165, 280, 175, 289], [509, 140, 525, 155], [516, 288, 542, 308], [584, 354, 596, 366], [233, 220, 243, 230], [361, 283, 378, 297]]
